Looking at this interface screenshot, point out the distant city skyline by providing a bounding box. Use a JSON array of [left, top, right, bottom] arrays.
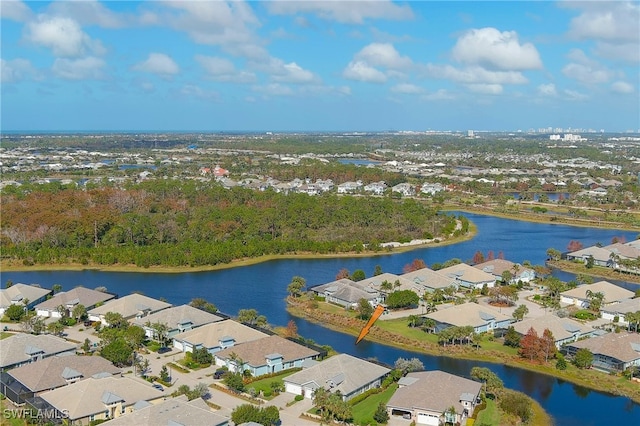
[[1, 1, 639, 132]]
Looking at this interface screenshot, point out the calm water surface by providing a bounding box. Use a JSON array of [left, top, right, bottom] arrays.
[[3, 213, 639, 425]]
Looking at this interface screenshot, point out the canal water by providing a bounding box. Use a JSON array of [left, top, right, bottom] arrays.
[[3, 213, 639, 425]]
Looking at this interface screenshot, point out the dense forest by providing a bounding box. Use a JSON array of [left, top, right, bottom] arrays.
[[1, 180, 461, 268]]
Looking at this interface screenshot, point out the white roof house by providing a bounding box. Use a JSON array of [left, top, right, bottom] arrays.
[[560, 281, 634, 308], [87, 294, 172, 325], [0, 284, 52, 316]]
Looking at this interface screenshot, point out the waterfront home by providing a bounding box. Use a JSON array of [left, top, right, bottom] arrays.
[[564, 332, 640, 372], [473, 259, 535, 284], [386, 370, 482, 426], [0, 284, 52, 317], [214, 335, 321, 377], [510, 315, 597, 349], [283, 353, 390, 401], [132, 304, 224, 341], [87, 293, 172, 325], [600, 298, 640, 326], [102, 395, 229, 426], [425, 303, 512, 334], [400, 268, 458, 293], [560, 281, 634, 309], [31, 376, 164, 424], [565, 246, 612, 267], [437, 263, 496, 290], [360, 273, 420, 297], [1, 354, 120, 404], [34, 287, 115, 319], [0, 334, 76, 371], [172, 319, 268, 354], [310, 278, 381, 309]]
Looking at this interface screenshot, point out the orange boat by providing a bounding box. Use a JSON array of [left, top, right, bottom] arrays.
[[355, 304, 385, 344]]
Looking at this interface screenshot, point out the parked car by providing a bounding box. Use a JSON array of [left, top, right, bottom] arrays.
[[213, 369, 227, 379], [84, 320, 93, 327], [157, 347, 171, 354], [152, 384, 164, 391]]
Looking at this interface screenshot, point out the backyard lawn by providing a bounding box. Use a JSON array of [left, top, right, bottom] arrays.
[[475, 398, 500, 426], [245, 369, 301, 399], [351, 384, 398, 425]]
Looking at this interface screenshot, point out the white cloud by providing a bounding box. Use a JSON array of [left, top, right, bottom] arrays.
[[249, 57, 317, 84], [563, 89, 589, 101], [0, 0, 33, 22], [537, 83, 557, 97], [52, 57, 105, 80], [266, 0, 414, 24], [390, 83, 424, 94], [594, 42, 640, 63], [611, 81, 634, 94], [133, 53, 180, 77], [562, 50, 611, 85], [466, 84, 503, 95], [422, 89, 455, 101], [343, 61, 387, 83], [252, 83, 295, 96], [46, 0, 127, 28], [25, 15, 105, 57], [424, 64, 528, 85], [195, 55, 256, 83], [452, 27, 543, 70], [353, 43, 412, 70], [178, 84, 219, 100], [0, 58, 38, 83]]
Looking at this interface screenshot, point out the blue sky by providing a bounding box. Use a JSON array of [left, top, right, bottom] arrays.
[[1, 0, 639, 132]]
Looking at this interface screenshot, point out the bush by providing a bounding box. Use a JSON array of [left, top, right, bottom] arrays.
[[294, 395, 304, 401]]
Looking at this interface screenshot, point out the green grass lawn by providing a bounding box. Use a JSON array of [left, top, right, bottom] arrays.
[[351, 384, 398, 425], [0, 332, 14, 340], [245, 369, 300, 399], [475, 398, 500, 426]]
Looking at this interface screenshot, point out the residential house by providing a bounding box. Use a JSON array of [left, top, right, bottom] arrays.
[[1, 354, 120, 405], [283, 354, 390, 401], [363, 181, 387, 195], [601, 298, 640, 326], [172, 319, 268, 354], [337, 181, 362, 194], [564, 332, 640, 372], [437, 263, 497, 290], [214, 335, 321, 377], [560, 281, 634, 309], [0, 334, 76, 371], [132, 304, 223, 341], [103, 395, 229, 426], [34, 287, 115, 319], [310, 278, 381, 309], [391, 182, 415, 197], [315, 179, 334, 192], [425, 303, 513, 334], [474, 259, 536, 284], [0, 284, 52, 316], [360, 273, 421, 298], [401, 268, 458, 293], [510, 315, 597, 349], [565, 246, 612, 267], [386, 370, 482, 426], [87, 293, 171, 325], [420, 183, 445, 195], [30, 376, 164, 424]]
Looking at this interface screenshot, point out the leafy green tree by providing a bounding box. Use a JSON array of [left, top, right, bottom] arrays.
[[101, 338, 133, 367], [373, 265, 383, 276], [231, 404, 280, 426], [555, 353, 567, 370], [192, 347, 213, 365], [224, 372, 246, 393], [573, 348, 593, 369], [356, 298, 374, 319], [287, 276, 306, 297], [386, 290, 419, 309], [189, 298, 218, 313], [5, 280, 13, 289], [498, 390, 532, 424], [82, 338, 92, 353], [160, 365, 170, 382], [503, 326, 521, 348], [5, 304, 26, 321], [394, 357, 424, 373], [512, 304, 529, 321], [374, 402, 389, 424], [46, 321, 65, 336], [104, 311, 128, 328], [470, 367, 504, 397], [147, 321, 170, 347], [123, 325, 146, 349], [72, 304, 87, 322], [351, 269, 366, 282], [546, 248, 561, 261], [52, 284, 62, 294]]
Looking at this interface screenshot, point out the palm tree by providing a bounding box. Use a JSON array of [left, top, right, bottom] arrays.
[[585, 290, 605, 313]]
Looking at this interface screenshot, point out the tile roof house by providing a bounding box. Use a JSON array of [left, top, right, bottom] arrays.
[[0, 284, 52, 316], [215, 335, 321, 377], [0, 334, 76, 371], [103, 395, 229, 426], [283, 353, 390, 401], [1, 354, 120, 404], [564, 332, 640, 372], [360, 273, 421, 296], [88, 293, 172, 325], [132, 304, 224, 340], [35, 287, 116, 319], [601, 298, 640, 326], [437, 263, 497, 290], [31, 376, 164, 424], [473, 259, 536, 284], [510, 315, 598, 349], [310, 278, 381, 309], [560, 281, 634, 309], [172, 319, 268, 354], [425, 303, 513, 334], [401, 268, 458, 293], [386, 370, 482, 426], [565, 246, 613, 267]]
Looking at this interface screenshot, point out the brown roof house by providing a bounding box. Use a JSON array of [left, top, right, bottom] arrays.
[[0, 334, 76, 371], [560, 281, 634, 309], [172, 319, 268, 354], [34, 287, 115, 319], [564, 332, 640, 372], [437, 263, 496, 290], [0, 284, 52, 316], [132, 304, 223, 341], [88, 293, 172, 325], [214, 335, 321, 377], [511, 315, 598, 349], [310, 278, 382, 309], [386, 370, 482, 425], [425, 303, 513, 334], [1, 354, 120, 404], [283, 353, 390, 401], [474, 259, 536, 284], [400, 268, 458, 293]]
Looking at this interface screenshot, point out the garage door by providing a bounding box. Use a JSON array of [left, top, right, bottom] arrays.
[[417, 413, 439, 426]]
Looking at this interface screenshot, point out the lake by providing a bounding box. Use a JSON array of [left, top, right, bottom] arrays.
[[3, 212, 639, 425]]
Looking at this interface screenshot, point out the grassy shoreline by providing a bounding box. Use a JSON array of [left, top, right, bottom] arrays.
[[286, 298, 640, 406]]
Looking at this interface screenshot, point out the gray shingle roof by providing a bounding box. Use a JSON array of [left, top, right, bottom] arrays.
[[88, 293, 171, 319], [560, 281, 634, 304], [426, 303, 511, 328], [172, 319, 268, 349], [567, 332, 640, 363], [0, 334, 76, 369], [35, 287, 115, 311], [132, 304, 223, 330], [216, 335, 319, 367]]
